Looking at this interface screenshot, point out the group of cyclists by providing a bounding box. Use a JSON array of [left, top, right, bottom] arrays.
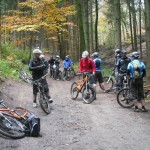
[[28, 47, 148, 112]]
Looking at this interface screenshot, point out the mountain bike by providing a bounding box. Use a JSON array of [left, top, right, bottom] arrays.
[[63, 66, 75, 81], [16, 69, 32, 84], [70, 72, 96, 104], [52, 64, 62, 80], [32, 74, 51, 114], [116, 73, 134, 108], [100, 71, 114, 92], [0, 99, 40, 139]]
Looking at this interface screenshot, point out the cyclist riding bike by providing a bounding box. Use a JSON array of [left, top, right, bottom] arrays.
[[29, 48, 53, 108], [63, 55, 73, 80]]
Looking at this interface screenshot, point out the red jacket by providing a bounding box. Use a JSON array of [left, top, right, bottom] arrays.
[[79, 57, 96, 73]]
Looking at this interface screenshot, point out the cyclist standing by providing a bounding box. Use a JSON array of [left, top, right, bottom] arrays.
[[115, 49, 131, 90], [29, 48, 53, 108], [48, 55, 55, 78], [55, 55, 60, 80], [127, 51, 148, 112], [63, 55, 73, 80], [92, 52, 105, 92]]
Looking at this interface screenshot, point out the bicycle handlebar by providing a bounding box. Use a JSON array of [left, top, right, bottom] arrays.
[[32, 74, 48, 84]]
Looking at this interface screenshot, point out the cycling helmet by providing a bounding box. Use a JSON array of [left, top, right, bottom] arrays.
[[82, 51, 89, 58], [33, 48, 42, 54], [121, 49, 127, 54], [39, 54, 44, 59], [93, 52, 99, 57], [115, 49, 121, 54], [132, 51, 139, 58], [56, 55, 60, 58]]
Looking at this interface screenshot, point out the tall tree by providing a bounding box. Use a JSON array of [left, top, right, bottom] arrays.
[[113, 0, 121, 49], [144, 0, 150, 82], [95, 0, 99, 51]]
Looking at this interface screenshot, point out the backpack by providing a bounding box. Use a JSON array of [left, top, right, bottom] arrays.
[[131, 60, 141, 79], [27, 114, 40, 137], [95, 59, 101, 68]]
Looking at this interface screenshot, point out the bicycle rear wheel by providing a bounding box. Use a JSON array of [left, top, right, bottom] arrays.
[[70, 82, 79, 100], [39, 93, 51, 114], [117, 88, 134, 108], [100, 76, 114, 91], [0, 114, 26, 139], [82, 85, 96, 104]]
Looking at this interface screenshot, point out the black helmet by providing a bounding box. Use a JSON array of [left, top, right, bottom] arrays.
[[115, 49, 121, 54], [93, 52, 99, 57], [132, 51, 139, 58]]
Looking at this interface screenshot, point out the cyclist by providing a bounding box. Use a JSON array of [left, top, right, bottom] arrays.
[[54, 55, 60, 80], [63, 55, 73, 80], [115, 49, 131, 90], [79, 51, 96, 99], [92, 52, 105, 92], [114, 49, 122, 74], [29, 48, 53, 108], [127, 51, 148, 112], [48, 55, 55, 78]]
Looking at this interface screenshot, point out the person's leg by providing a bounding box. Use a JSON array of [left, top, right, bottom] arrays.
[[33, 84, 38, 107], [42, 79, 53, 103]]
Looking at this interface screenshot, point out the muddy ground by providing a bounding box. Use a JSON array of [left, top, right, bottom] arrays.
[[0, 71, 150, 150]]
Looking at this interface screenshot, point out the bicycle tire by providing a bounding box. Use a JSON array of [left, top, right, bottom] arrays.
[[59, 70, 63, 80], [117, 88, 134, 108], [70, 82, 79, 100], [66, 70, 71, 81], [0, 114, 26, 139], [39, 93, 51, 114], [82, 85, 96, 104], [100, 76, 114, 91]]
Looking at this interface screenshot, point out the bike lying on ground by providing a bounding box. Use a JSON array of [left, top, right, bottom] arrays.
[[0, 99, 40, 139], [32, 74, 51, 114], [70, 72, 96, 104], [16, 69, 32, 84]]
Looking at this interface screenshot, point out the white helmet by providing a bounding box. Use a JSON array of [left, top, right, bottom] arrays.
[[33, 48, 42, 54], [56, 55, 60, 58], [82, 51, 89, 58], [39, 54, 44, 59]]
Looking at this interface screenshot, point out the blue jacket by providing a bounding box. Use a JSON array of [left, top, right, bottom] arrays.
[[93, 57, 102, 71], [63, 59, 72, 69]]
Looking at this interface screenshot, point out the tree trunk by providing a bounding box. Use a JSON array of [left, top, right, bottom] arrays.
[[144, 0, 150, 83], [95, 0, 98, 51], [113, 0, 121, 49]]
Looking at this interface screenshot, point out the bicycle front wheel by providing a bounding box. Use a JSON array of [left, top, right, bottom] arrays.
[[117, 88, 134, 108], [82, 85, 96, 104], [70, 82, 79, 100], [39, 94, 51, 114], [0, 114, 26, 139], [100, 76, 114, 91]]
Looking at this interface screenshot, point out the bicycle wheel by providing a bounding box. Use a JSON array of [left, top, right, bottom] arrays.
[[66, 70, 71, 81], [59, 70, 63, 80], [117, 88, 134, 108], [70, 82, 79, 100], [0, 114, 26, 139], [100, 76, 114, 91], [82, 85, 96, 104], [39, 93, 51, 114]]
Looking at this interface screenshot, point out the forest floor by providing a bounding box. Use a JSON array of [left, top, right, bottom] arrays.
[[0, 67, 150, 150]]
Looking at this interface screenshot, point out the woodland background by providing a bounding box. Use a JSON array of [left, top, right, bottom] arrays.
[[0, 0, 150, 82]]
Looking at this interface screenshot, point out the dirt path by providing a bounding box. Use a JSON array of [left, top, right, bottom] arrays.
[[1, 75, 150, 150]]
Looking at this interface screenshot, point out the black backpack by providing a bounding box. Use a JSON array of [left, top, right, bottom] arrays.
[[27, 114, 40, 137]]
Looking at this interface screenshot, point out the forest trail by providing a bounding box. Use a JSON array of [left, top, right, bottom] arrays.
[[1, 73, 150, 150]]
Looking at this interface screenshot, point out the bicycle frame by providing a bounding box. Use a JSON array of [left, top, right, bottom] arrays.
[[0, 99, 28, 120]]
